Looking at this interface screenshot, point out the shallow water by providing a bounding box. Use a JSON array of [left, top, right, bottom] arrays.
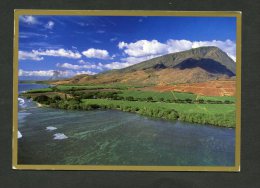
[[18, 84, 235, 166]]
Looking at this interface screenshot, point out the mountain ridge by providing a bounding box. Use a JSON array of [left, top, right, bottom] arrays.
[[118, 46, 235, 74], [52, 46, 236, 85]]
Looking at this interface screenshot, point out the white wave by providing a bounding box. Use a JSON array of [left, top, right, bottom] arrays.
[[53, 133, 68, 140], [18, 97, 29, 108], [18, 131, 22, 139], [46, 126, 57, 131], [18, 98, 25, 105]]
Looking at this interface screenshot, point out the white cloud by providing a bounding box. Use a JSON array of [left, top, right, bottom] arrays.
[[20, 16, 56, 30], [118, 40, 168, 57], [103, 62, 133, 69], [19, 49, 82, 61], [102, 58, 158, 70], [19, 51, 43, 61], [118, 41, 128, 49], [110, 37, 118, 42], [34, 49, 82, 59], [166, 39, 193, 53], [19, 69, 56, 77], [35, 49, 82, 59], [82, 48, 110, 59], [57, 60, 132, 71], [56, 63, 81, 70], [19, 32, 48, 39], [45, 21, 55, 29], [74, 70, 97, 75], [19, 69, 96, 77], [166, 39, 236, 61], [100, 55, 161, 70], [20, 16, 40, 25], [118, 39, 236, 61], [56, 62, 104, 70]]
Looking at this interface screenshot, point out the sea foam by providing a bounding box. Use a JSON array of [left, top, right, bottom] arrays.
[[53, 133, 68, 140], [46, 126, 57, 131], [18, 97, 29, 109], [18, 131, 22, 139], [18, 98, 25, 106], [18, 97, 25, 104]]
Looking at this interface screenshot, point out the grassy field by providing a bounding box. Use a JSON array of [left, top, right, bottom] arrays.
[[23, 84, 236, 127], [27, 84, 139, 93], [82, 99, 234, 115], [119, 90, 235, 102], [81, 99, 235, 127], [27, 85, 235, 102]]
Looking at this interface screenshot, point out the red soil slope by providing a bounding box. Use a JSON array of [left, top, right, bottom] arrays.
[[143, 80, 236, 96]]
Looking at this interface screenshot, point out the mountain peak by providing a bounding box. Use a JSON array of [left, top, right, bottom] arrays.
[[190, 46, 220, 55], [121, 46, 235, 74]]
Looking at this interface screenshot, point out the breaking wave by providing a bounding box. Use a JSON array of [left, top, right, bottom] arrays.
[[18, 131, 22, 139], [18, 97, 26, 108], [53, 133, 68, 140], [46, 126, 57, 131]]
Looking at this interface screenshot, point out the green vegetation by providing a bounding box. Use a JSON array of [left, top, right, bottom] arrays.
[[119, 90, 236, 103], [27, 87, 53, 93], [23, 84, 236, 128], [54, 83, 144, 91], [82, 99, 235, 127], [119, 90, 195, 100], [28, 86, 235, 103]]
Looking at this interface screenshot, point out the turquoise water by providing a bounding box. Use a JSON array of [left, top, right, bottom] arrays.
[[18, 84, 235, 166]]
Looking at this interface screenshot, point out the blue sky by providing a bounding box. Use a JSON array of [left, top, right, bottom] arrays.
[[18, 15, 236, 80]]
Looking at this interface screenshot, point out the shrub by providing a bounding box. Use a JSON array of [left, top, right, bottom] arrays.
[[159, 98, 164, 102], [53, 95, 62, 101], [126, 96, 135, 101], [185, 98, 192, 103], [33, 95, 50, 104], [147, 96, 153, 102], [89, 104, 100, 109], [224, 100, 233, 104]]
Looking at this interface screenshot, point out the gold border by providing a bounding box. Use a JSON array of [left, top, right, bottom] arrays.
[[13, 10, 242, 171]]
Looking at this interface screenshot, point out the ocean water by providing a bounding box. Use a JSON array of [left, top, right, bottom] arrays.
[[18, 84, 50, 130], [18, 83, 50, 94], [18, 84, 235, 166]]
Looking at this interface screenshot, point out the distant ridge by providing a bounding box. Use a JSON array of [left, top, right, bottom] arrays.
[[52, 46, 236, 85]]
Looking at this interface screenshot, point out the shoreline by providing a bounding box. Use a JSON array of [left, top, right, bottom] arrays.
[[19, 83, 235, 129], [33, 99, 235, 129], [36, 102, 43, 107]]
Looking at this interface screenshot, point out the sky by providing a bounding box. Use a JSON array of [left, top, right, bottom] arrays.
[[18, 15, 237, 80]]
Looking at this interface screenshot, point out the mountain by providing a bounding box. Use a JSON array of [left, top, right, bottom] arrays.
[[119, 46, 235, 73], [53, 46, 236, 85]]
